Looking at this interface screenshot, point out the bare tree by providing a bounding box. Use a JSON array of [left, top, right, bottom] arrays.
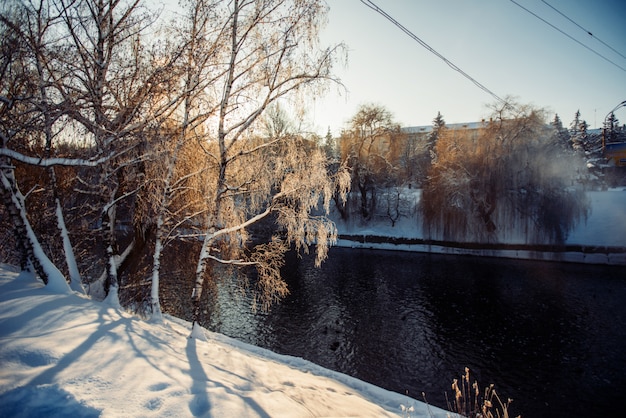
[[340, 103, 400, 220], [136, 0, 226, 322], [0, 0, 74, 292], [1, 0, 349, 324], [1, 0, 179, 301], [23, 0, 86, 292], [52, 0, 179, 305], [185, 0, 348, 338]]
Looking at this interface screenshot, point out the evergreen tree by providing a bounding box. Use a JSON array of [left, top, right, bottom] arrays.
[[604, 112, 620, 143], [579, 119, 589, 144], [324, 127, 336, 160], [570, 111, 585, 152], [570, 110, 581, 136], [550, 113, 571, 153], [413, 111, 446, 187], [428, 111, 446, 161], [551, 113, 564, 131], [579, 119, 600, 159]]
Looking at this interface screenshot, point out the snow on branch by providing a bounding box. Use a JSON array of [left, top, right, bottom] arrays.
[[204, 254, 257, 266], [0, 148, 111, 167]]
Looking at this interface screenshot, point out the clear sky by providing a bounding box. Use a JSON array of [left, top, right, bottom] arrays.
[[309, 0, 626, 135]]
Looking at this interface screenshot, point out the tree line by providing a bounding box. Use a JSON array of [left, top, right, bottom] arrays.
[[333, 101, 619, 244]]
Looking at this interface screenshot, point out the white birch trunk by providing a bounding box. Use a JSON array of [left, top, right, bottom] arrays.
[[0, 170, 71, 294], [55, 198, 84, 294], [103, 246, 121, 308], [24, 208, 71, 294], [101, 181, 121, 307], [190, 321, 207, 341], [149, 216, 164, 323], [189, 233, 211, 336]]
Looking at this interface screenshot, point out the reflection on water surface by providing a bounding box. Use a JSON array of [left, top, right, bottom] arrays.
[[207, 248, 626, 418]]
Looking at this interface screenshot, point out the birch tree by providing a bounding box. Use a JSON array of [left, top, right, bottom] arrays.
[[2, 0, 349, 319], [135, 0, 227, 322], [0, 0, 73, 292], [23, 0, 85, 292], [185, 0, 348, 338], [1, 0, 177, 301], [53, 0, 178, 305]]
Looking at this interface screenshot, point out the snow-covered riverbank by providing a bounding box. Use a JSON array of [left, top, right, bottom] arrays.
[[2, 190, 623, 417], [333, 189, 626, 265], [0, 265, 448, 417]]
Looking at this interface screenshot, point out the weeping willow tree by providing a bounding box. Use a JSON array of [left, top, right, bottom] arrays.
[[421, 100, 588, 244]]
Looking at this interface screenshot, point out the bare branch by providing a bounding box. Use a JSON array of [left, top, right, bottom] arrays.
[[0, 147, 110, 167]]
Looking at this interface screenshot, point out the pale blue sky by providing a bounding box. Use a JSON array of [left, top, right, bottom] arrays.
[[311, 0, 626, 134]]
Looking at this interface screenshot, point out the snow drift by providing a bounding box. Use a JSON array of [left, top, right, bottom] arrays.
[[0, 265, 447, 417]]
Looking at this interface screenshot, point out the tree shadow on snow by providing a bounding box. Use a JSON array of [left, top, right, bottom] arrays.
[[185, 338, 212, 416], [25, 306, 124, 388], [0, 384, 101, 418], [185, 338, 271, 418]]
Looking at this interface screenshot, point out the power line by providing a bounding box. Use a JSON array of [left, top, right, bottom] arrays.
[[541, 0, 626, 61], [359, 0, 506, 105], [509, 0, 626, 72]]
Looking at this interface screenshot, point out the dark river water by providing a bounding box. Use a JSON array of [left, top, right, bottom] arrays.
[[205, 248, 626, 417]]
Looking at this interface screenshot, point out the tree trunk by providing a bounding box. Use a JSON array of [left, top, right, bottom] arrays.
[[0, 164, 70, 293], [149, 215, 164, 323], [359, 181, 369, 219], [101, 202, 121, 307], [49, 166, 84, 294], [0, 170, 44, 279], [190, 233, 211, 336], [54, 196, 84, 293], [332, 193, 348, 220]]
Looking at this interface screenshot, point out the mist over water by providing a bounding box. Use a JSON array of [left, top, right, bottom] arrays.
[[206, 248, 626, 418]]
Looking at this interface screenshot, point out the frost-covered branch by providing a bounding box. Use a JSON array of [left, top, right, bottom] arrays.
[[204, 254, 257, 266], [0, 148, 112, 167]]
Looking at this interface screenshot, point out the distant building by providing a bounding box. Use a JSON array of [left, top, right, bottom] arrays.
[[401, 121, 488, 142]]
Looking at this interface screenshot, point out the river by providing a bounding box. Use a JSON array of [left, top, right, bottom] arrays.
[[205, 248, 626, 417]]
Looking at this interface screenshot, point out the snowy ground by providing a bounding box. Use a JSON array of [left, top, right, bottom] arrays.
[[565, 189, 626, 247], [0, 265, 448, 417]]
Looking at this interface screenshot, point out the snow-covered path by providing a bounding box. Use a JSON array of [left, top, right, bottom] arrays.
[[0, 266, 446, 417]]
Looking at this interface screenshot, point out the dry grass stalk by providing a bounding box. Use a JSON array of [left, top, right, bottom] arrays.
[[445, 368, 521, 418]]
